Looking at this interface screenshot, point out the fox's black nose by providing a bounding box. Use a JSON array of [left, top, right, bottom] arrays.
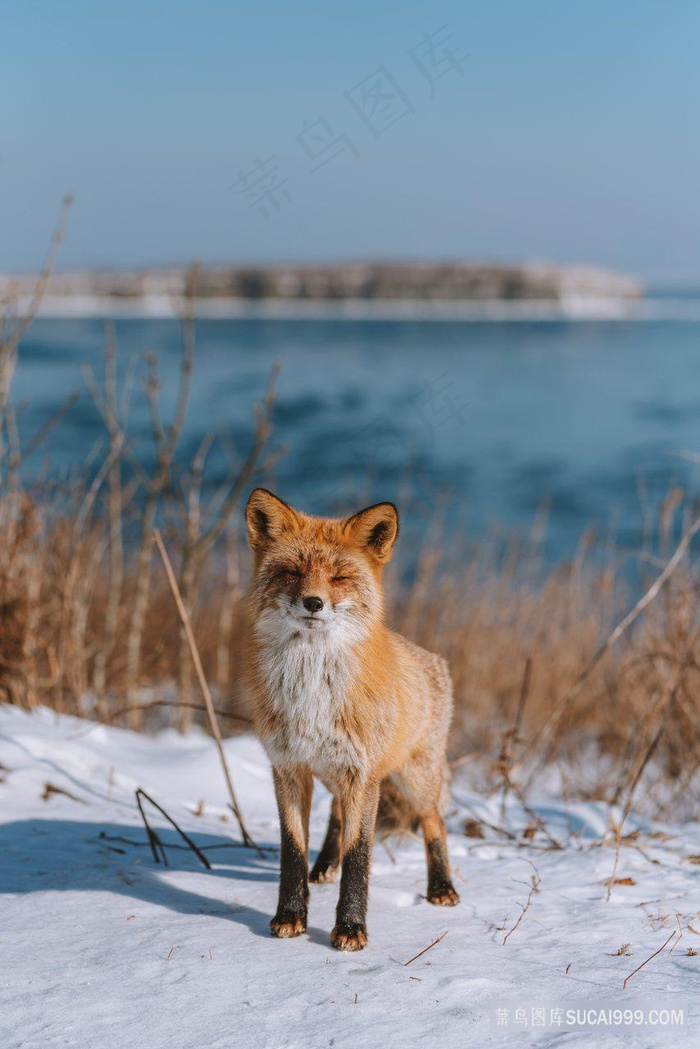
[[303, 596, 323, 614]]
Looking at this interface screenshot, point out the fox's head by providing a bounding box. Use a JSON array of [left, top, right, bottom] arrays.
[[245, 488, 399, 643]]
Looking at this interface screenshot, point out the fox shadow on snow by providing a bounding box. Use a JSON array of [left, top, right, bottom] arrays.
[[0, 817, 333, 945]]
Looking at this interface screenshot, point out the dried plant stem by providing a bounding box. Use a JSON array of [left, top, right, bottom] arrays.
[[522, 515, 700, 790], [216, 535, 241, 688], [502, 864, 541, 945], [498, 657, 532, 822], [125, 324, 195, 728], [153, 528, 260, 853], [85, 327, 126, 711], [623, 931, 681, 991], [0, 195, 73, 470], [105, 700, 252, 726], [403, 930, 449, 966], [135, 788, 167, 865], [99, 830, 267, 853], [125, 495, 157, 728], [174, 362, 280, 733], [605, 718, 667, 901], [135, 787, 211, 870]]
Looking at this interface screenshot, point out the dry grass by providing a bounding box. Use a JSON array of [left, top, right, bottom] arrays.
[[2, 466, 699, 822], [394, 519, 700, 822], [0, 484, 255, 725]]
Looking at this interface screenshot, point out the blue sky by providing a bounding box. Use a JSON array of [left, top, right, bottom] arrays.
[[3, 0, 700, 282]]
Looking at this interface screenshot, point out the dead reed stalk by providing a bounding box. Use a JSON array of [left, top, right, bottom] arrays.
[[154, 528, 259, 853]]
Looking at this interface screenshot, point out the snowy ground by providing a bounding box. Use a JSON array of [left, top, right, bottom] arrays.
[[1, 707, 698, 1049]]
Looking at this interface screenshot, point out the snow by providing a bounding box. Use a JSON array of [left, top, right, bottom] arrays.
[[1, 706, 698, 1049]]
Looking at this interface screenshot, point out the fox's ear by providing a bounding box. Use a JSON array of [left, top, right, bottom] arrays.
[[344, 502, 399, 563], [246, 489, 299, 553]]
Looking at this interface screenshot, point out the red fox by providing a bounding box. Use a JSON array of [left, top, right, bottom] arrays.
[[242, 488, 459, 951]]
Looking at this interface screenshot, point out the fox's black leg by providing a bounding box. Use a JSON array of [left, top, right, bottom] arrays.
[[331, 782, 380, 951], [422, 810, 459, 906], [271, 766, 313, 938], [310, 795, 342, 883]]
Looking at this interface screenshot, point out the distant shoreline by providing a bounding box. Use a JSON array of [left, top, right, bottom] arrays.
[[14, 259, 700, 321], [2, 260, 644, 313], [14, 293, 700, 322]]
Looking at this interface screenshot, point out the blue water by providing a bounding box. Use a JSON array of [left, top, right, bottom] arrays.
[[14, 315, 700, 563]]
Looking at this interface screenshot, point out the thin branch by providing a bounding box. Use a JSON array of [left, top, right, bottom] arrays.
[[135, 788, 211, 870], [606, 721, 667, 901], [502, 863, 541, 945], [97, 831, 276, 853], [497, 656, 532, 822], [195, 361, 281, 556], [135, 788, 168, 865], [153, 528, 261, 854], [2, 194, 73, 361], [105, 699, 252, 726], [19, 391, 81, 464], [623, 931, 681, 991], [168, 263, 198, 455], [403, 930, 449, 966]]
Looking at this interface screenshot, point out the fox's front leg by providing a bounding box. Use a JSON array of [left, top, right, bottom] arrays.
[[331, 780, 380, 951], [271, 766, 313, 938]]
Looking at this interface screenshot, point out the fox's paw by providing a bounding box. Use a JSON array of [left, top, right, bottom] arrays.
[[270, 910, 307, 938], [330, 922, 367, 951], [427, 883, 460, 907], [309, 861, 339, 884]]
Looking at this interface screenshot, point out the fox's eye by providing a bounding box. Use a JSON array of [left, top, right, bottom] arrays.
[[281, 569, 301, 581], [332, 575, 350, 583]]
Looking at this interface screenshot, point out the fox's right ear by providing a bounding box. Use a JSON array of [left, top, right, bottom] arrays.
[[245, 488, 299, 553]]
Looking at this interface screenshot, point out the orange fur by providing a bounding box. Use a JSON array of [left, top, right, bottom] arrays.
[[242, 488, 459, 949]]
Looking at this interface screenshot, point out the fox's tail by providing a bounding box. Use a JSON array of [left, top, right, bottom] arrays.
[[376, 779, 420, 836], [375, 766, 451, 838]]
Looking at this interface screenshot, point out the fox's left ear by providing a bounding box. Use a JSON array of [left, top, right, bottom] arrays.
[[344, 502, 399, 563]]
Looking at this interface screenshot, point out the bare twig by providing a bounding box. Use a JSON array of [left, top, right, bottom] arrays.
[[104, 699, 252, 727], [173, 361, 280, 732], [0, 194, 72, 372], [403, 930, 449, 966], [135, 788, 168, 865], [623, 931, 681, 990], [216, 535, 242, 688], [502, 862, 541, 945], [511, 780, 563, 850], [458, 801, 518, 842], [0, 195, 72, 479], [19, 391, 81, 465], [124, 334, 194, 727], [605, 722, 666, 901], [491, 658, 561, 849], [498, 657, 532, 820], [83, 328, 129, 709], [41, 781, 87, 804], [97, 830, 276, 853], [153, 528, 260, 854], [135, 788, 211, 870]]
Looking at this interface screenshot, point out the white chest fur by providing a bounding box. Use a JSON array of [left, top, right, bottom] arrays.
[[257, 627, 365, 780]]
